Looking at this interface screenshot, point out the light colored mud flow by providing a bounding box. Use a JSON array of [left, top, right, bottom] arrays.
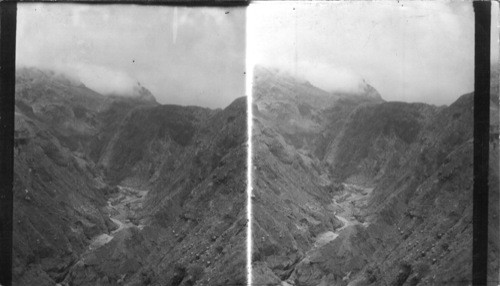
[[313, 183, 374, 248], [281, 183, 375, 285], [88, 186, 148, 250], [314, 231, 339, 248]]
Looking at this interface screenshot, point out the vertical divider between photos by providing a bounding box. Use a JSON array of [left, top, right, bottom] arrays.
[[492, 3, 500, 285], [245, 15, 253, 283], [0, 2, 17, 286], [473, 1, 491, 285]]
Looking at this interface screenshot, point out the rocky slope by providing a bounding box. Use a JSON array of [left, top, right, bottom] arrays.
[[62, 97, 248, 286], [13, 68, 120, 285], [252, 66, 486, 285], [13, 67, 247, 286]]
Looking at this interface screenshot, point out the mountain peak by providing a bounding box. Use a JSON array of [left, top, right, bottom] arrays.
[[131, 82, 157, 103], [358, 79, 383, 101], [254, 65, 309, 86], [16, 66, 84, 87], [254, 65, 383, 102], [17, 66, 158, 104]]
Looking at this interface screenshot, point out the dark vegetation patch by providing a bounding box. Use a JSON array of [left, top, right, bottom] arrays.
[[391, 262, 412, 286], [170, 264, 187, 286], [334, 102, 427, 180], [105, 105, 196, 183], [89, 100, 141, 163], [313, 98, 361, 160], [297, 103, 312, 117], [15, 99, 38, 119]]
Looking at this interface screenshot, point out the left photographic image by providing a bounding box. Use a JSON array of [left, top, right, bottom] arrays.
[[13, 4, 247, 285]]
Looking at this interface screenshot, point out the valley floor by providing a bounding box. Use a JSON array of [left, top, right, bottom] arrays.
[[89, 186, 148, 251], [57, 185, 150, 285], [282, 182, 374, 285], [315, 183, 373, 249]]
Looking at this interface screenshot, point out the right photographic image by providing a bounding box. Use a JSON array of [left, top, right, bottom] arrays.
[[249, 2, 498, 285]]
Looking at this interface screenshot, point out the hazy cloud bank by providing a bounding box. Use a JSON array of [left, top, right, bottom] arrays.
[[17, 4, 246, 108], [248, 1, 475, 105]]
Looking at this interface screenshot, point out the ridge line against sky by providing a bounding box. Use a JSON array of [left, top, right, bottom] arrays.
[[16, 4, 246, 109], [248, 1, 481, 106], [17, 2, 497, 107]]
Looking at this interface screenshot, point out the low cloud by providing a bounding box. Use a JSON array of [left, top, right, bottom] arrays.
[[249, 1, 474, 105], [16, 4, 245, 108], [17, 60, 141, 97], [57, 63, 139, 96], [296, 62, 365, 94], [259, 61, 367, 95]]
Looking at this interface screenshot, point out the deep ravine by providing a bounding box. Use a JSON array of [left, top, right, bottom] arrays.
[[14, 67, 248, 286], [56, 185, 149, 285], [252, 67, 482, 285], [282, 182, 374, 285], [88, 185, 148, 251]]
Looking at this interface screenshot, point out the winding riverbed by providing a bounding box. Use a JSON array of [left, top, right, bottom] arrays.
[[313, 183, 373, 249], [88, 185, 148, 250]]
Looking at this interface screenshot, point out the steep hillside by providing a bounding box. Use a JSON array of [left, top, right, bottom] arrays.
[[62, 97, 247, 286], [489, 90, 499, 285], [13, 98, 115, 285], [98, 104, 214, 184], [88, 97, 157, 165], [13, 67, 247, 286], [253, 66, 382, 158], [288, 94, 474, 286], [15, 67, 157, 155], [252, 67, 479, 286], [328, 102, 439, 185]]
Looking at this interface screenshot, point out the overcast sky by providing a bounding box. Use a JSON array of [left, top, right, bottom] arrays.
[[248, 1, 477, 106], [17, 4, 245, 109]]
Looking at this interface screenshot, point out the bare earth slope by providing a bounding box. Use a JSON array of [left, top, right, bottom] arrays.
[[13, 67, 247, 286], [252, 67, 481, 286]]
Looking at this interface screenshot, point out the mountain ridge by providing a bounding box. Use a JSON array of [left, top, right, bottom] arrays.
[[13, 67, 247, 286], [252, 67, 485, 285]]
